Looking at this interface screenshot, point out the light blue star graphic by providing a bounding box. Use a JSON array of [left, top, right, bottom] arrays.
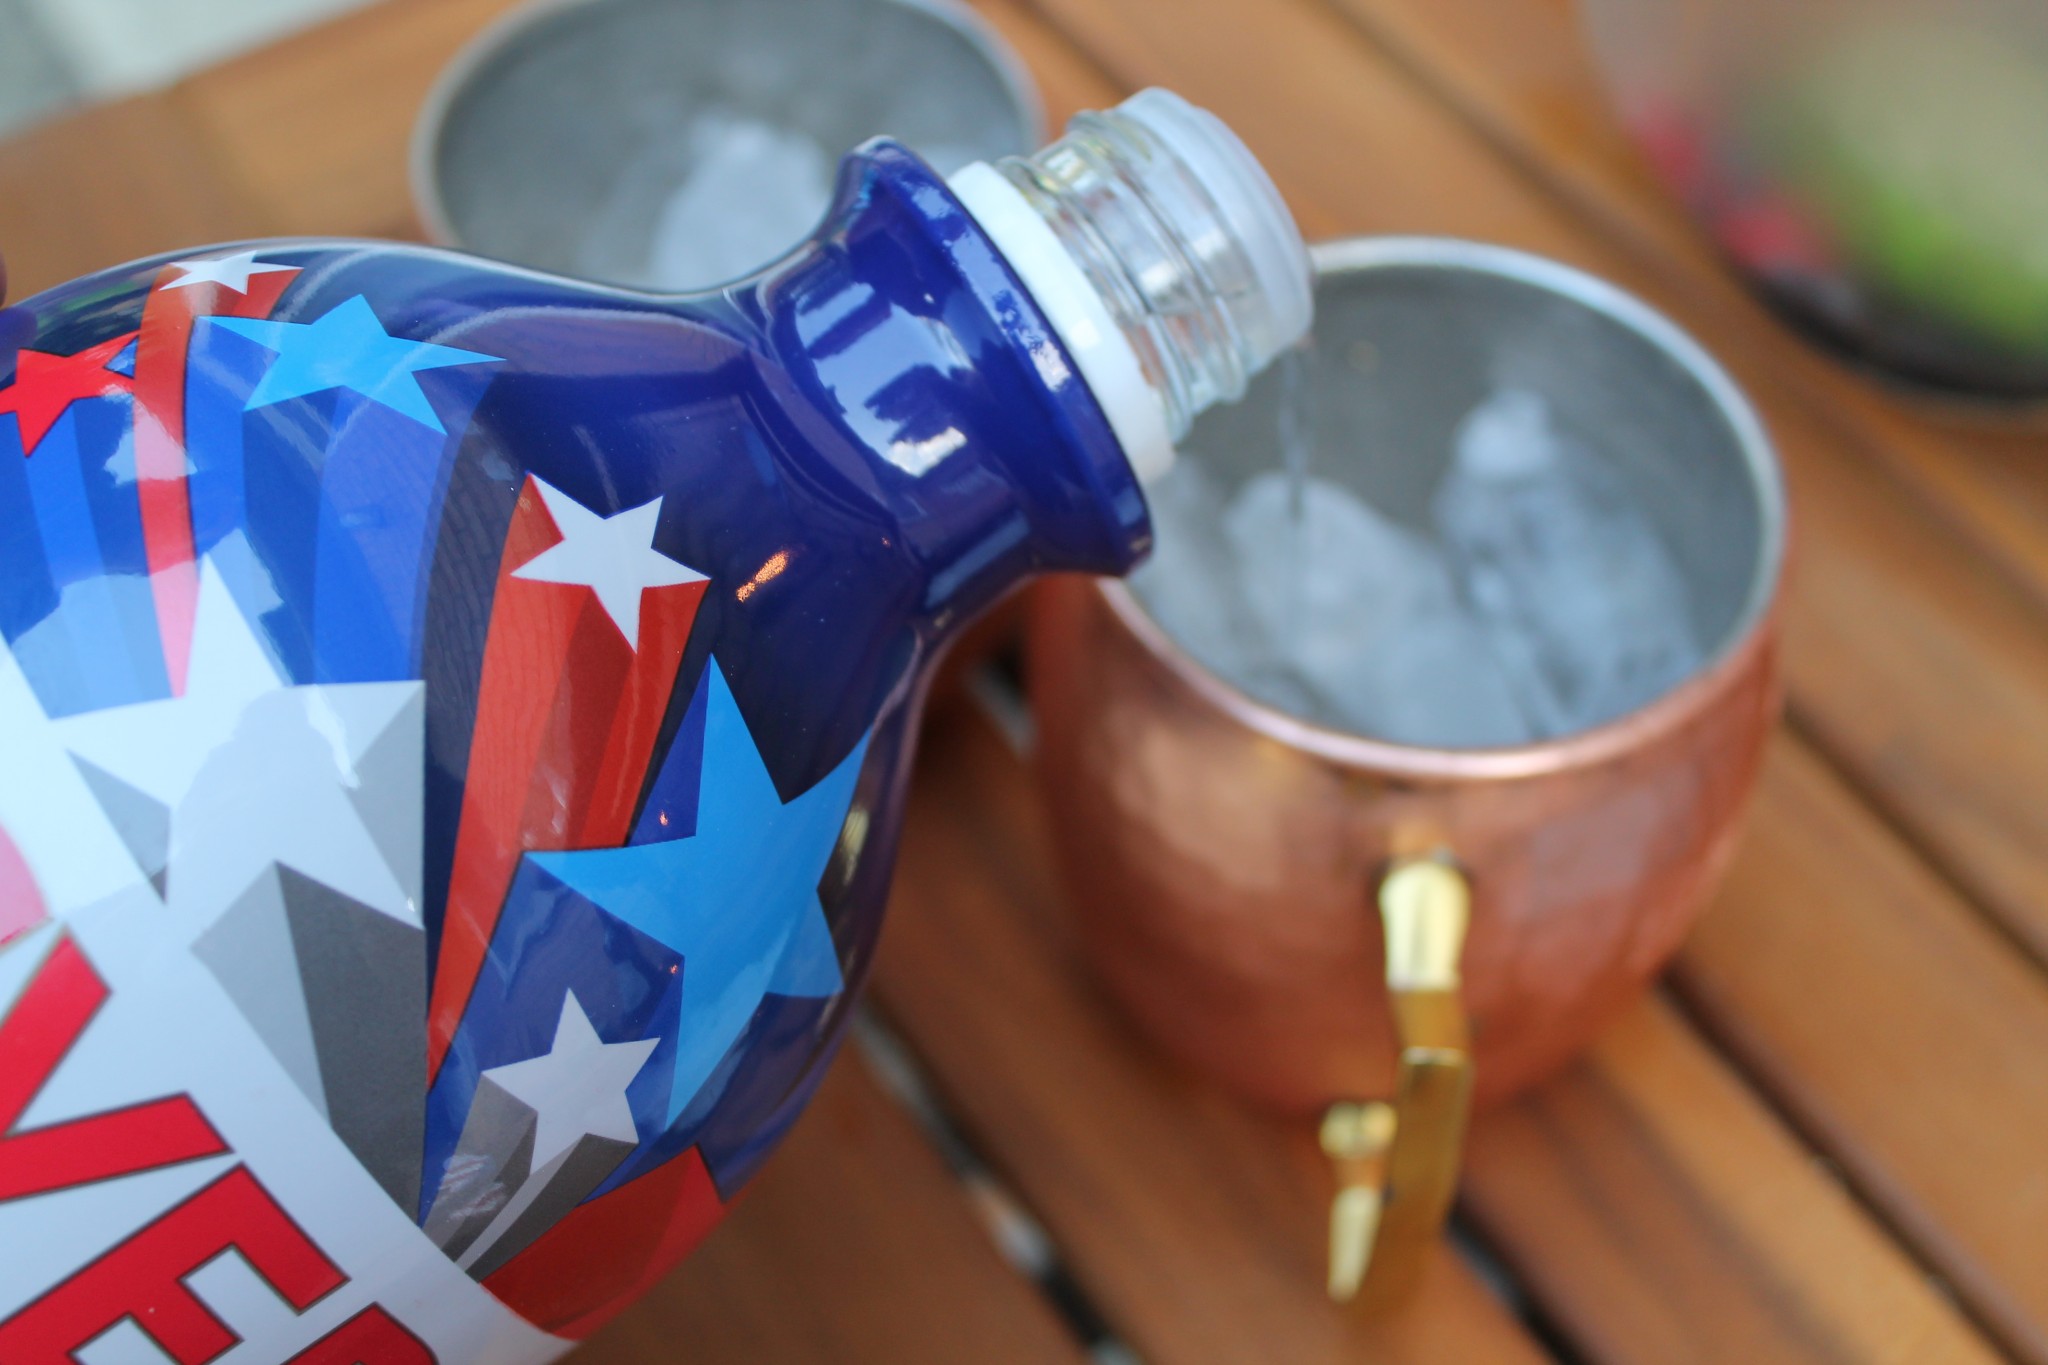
[[531, 662, 871, 1126], [208, 294, 499, 432]]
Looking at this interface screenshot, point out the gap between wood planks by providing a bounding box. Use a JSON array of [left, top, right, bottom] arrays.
[[852, 1006, 1147, 1365], [1654, 982, 1984, 1339], [866, 996, 1591, 1365], [576, 1047, 1095, 1365], [866, 974, 1585, 1365]]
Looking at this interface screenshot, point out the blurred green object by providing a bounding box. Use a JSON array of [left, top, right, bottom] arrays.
[[1579, 0, 2048, 400], [1762, 19, 2048, 359]]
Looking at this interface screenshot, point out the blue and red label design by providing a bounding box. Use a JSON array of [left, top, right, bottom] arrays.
[[0, 248, 877, 1361]]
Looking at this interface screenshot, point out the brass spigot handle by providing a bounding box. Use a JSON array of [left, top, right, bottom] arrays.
[[1322, 854, 1474, 1305]]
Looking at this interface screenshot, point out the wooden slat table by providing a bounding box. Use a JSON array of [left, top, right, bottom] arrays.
[[4, 0, 2041, 1360]]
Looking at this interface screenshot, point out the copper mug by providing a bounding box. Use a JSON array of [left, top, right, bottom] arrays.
[[1028, 237, 1787, 1303]]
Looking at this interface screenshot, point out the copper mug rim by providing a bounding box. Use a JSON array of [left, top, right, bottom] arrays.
[[1102, 234, 1789, 784]]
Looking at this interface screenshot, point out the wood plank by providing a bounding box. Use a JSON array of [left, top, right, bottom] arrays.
[[169, 0, 522, 240], [1669, 734, 2048, 1365], [0, 91, 275, 296], [1017, 0, 2048, 1084], [1315, 0, 1709, 263], [1879, 420, 2048, 613], [0, 0, 507, 293], [1768, 413, 2048, 974], [1465, 992, 2001, 1365], [579, 1051, 1090, 1365], [972, 0, 1127, 122], [875, 700, 1555, 1365]]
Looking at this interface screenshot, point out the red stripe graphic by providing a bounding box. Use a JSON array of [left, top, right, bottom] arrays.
[[132, 266, 299, 694], [0, 936, 229, 1203], [0, 936, 102, 1131], [425, 476, 705, 1077], [0, 1094, 229, 1205], [480, 1146, 723, 1339]]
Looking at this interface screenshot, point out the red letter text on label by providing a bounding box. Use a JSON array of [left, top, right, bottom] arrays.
[[0, 935, 228, 1202], [0, 1165, 346, 1364]]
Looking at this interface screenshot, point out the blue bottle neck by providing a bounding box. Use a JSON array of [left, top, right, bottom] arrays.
[[747, 141, 1153, 636]]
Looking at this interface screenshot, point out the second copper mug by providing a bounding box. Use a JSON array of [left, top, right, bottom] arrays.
[[1028, 237, 1787, 1302]]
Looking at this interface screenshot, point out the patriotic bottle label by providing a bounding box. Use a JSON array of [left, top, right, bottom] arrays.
[[0, 141, 1147, 1362]]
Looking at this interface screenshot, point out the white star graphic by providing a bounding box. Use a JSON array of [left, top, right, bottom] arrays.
[[161, 250, 294, 294], [510, 477, 707, 649], [481, 990, 658, 1169], [56, 558, 422, 928]]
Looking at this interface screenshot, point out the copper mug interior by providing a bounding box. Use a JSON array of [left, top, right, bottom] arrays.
[[1028, 237, 1787, 1120]]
